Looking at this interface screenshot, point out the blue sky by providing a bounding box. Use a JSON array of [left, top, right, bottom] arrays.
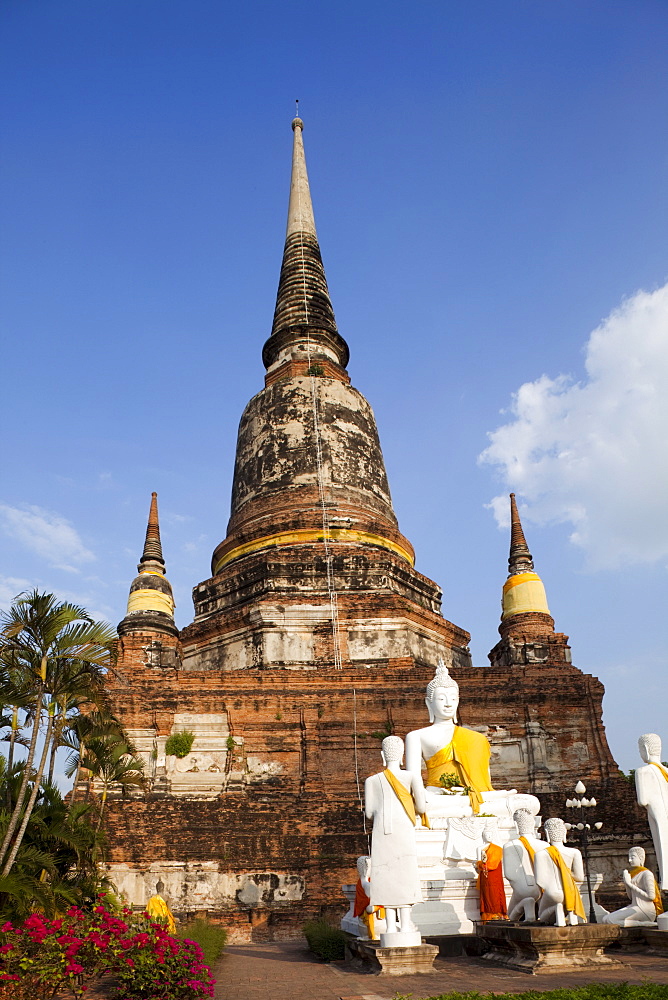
[[1, 0, 667, 778]]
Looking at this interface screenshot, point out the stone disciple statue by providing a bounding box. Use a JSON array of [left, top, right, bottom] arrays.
[[364, 735, 427, 947], [635, 733, 668, 890], [602, 847, 663, 926], [404, 660, 539, 822], [352, 855, 386, 940], [503, 808, 549, 922], [476, 820, 508, 922], [534, 818, 586, 926]]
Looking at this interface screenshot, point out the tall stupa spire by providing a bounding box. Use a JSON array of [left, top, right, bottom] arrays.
[[262, 116, 349, 377], [499, 493, 554, 639], [118, 492, 177, 637], [286, 116, 316, 239], [508, 492, 534, 576], [140, 491, 165, 570]]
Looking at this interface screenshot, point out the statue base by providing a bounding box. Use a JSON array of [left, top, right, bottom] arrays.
[[477, 921, 623, 973], [380, 930, 422, 948], [344, 936, 439, 975]]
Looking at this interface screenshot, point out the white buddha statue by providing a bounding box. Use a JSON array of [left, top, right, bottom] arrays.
[[602, 847, 662, 927], [635, 733, 668, 890], [404, 661, 540, 823], [534, 817, 585, 926], [364, 736, 426, 947], [503, 807, 549, 921]]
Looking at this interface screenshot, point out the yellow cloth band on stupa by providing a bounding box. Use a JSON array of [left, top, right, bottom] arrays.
[[425, 726, 493, 815], [213, 527, 414, 573], [502, 572, 550, 618], [127, 589, 175, 616], [546, 845, 586, 920]]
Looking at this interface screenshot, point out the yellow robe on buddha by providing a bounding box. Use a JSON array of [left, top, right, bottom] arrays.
[[425, 726, 493, 814], [146, 894, 176, 934]]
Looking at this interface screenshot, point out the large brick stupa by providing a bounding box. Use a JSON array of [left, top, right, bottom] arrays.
[[102, 119, 642, 940]]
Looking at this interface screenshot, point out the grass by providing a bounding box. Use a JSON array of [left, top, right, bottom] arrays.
[[393, 985, 668, 1000], [178, 918, 227, 967]]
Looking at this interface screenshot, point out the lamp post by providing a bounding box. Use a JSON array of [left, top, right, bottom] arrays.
[[565, 780, 603, 924]]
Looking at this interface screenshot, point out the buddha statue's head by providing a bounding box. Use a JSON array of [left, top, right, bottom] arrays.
[[638, 733, 662, 763], [381, 734, 404, 766], [544, 817, 566, 846], [628, 846, 645, 867], [513, 808, 536, 838], [356, 855, 371, 880], [482, 819, 498, 845], [425, 659, 459, 723]]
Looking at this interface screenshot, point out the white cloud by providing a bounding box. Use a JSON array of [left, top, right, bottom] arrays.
[[479, 283, 668, 569], [0, 576, 32, 609], [0, 504, 95, 573]]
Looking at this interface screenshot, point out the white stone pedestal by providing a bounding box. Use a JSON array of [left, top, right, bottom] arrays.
[[380, 930, 422, 948]]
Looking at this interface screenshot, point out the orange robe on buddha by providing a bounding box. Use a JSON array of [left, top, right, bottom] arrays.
[[476, 843, 508, 922]]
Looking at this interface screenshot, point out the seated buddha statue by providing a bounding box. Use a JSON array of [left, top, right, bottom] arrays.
[[404, 661, 540, 824]]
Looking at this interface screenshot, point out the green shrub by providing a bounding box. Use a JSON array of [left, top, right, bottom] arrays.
[[177, 919, 227, 968], [411, 985, 668, 1000], [306, 363, 324, 376], [303, 918, 346, 962], [165, 731, 195, 758]]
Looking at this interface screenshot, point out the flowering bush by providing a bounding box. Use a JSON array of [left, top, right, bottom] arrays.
[[0, 900, 215, 999]]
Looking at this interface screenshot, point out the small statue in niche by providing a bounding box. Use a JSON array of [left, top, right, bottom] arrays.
[[364, 736, 427, 947], [146, 880, 176, 933], [534, 817, 586, 926], [602, 847, 663, 926]]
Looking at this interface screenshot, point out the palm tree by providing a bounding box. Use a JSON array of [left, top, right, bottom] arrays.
[[0, 591, 116, 878], [61, 707, 128, 806], [73, 735, 145, 833]]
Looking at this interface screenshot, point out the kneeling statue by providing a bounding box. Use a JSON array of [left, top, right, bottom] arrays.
[[602, 847, 663, 926]]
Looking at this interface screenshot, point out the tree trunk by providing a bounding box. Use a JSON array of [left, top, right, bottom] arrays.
[[68, 740, 84, 813], [0, 687, 43, 870], [2, 711, 55, 877], [48, 709, 63, 785], [95, 784, 109, 834], [7, 708, 18, 770], [5, 707, 19, 809]]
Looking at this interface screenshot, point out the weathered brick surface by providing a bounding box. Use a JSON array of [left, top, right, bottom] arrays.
[[103, 654, 641, 938]]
